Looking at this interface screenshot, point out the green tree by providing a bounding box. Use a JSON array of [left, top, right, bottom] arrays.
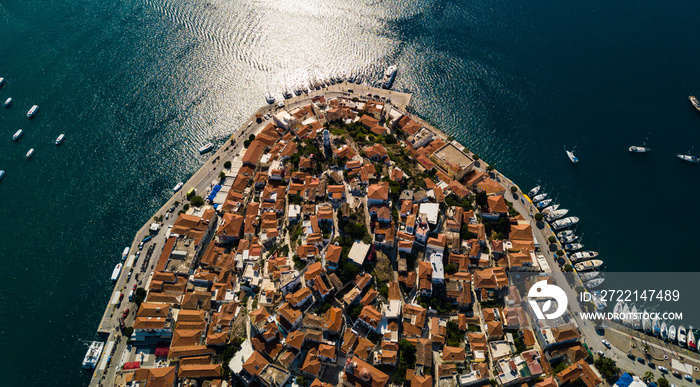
[[510, 186, 518, 193], [564, 264, 573, 272], [548, 236, 557, 244], [445, 263, 458, 275], [223, 161, 232, 169], [657, 377, 670, 387], [642, 371, 654, 383], [190, 195, 205, 207], [556, 249, 565, 256], [535, 213, 544, 222], [594, 355, 620, 379], [134, 288, 147, 307], [385, 134, 397, 144], [183, 203, 190, 211], [475, 191, 488, 207], [219, 171, 226, 180]]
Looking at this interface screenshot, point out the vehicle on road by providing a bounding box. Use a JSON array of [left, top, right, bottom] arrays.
[[122, 308, 129, 319], [637, 357, 645, 364], [648, 362, 655, 369], [118, 293, 124, 302], [627, 353, 636, 360], [658, 366, 668, 373], [596, 350, 604, 356], [601, 339, 611, 348]]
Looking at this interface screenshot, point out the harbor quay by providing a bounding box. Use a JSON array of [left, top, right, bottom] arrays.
[[87, 82, 688, 387]]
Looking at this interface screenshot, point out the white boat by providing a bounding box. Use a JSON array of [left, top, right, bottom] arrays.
[[652, 316, 660, 336], [381, 65, 397, 89], [528, 185, 541, 197], [690, 96, 700, 112], [121, 247, 130, 260], [25, 148, 34, 158], [574, 259, 602, 271], [585, 278, 604, 289], [27, 105, 39, 118], [679, 325, 687, 347], [579, 271, 600, 281], [661, 322, 668, 340], [173, 182, 184, 192], [542, 204, 560, 214], [0, 170, 4, 180], [0, 77, 4, 86], [4, 97, 12, 107], [642, 310, 651, 333], [12, 129, 22, 141], [535, 198, 553, 209], [282, 89, 293, 99], [546, 208, 569, 221], [265, 93, 275, 104], [688, 326, 696, 351], [294, 86, 303, 96], [55, 134, 65, 145], [557, 229, 574, 239], [110, 263, 122, 281], [198, 142, 214, 154], [559, 234, 578, 244], [669, 325, 677, 342], [629, 146, 650, 153], [621, 304, 631, 324], [566, 149, 579, 164], [551, 216, 580, 230], [82, 341, 104, 369], [631, 306, 641, 329], [564, 242, 584, 251], [677, 153, 699, 163], [532, 193, 548, 203], [570, 251, 599, 262]]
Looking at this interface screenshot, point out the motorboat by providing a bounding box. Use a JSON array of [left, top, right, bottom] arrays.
[[173, 182, 184, 192], [574, 259, 602, 271], [585, 278, 604, 289], [282, 89, 293, 99], [25, 148, 34, 158], [677, 154, 699, 163], [348, 74, 357, 83], [642, 310, 651, 333], [198, 143, 214, 154], [690, 96, 700, 112], [0, 77, 4, 86], [122, 247, 130, 260], [688, 327, 696, 351], [532, 193, 548, 203], [566, 149, 579, 163], [570, 251, 599, 262], [294, 86, 303, 96], [564, 242, 584, 251], [27, 105, 39, 118], [559, 234, 579, 244], [661, 322, 668, 341], [82, 341, 104, 369], [542, 204, 560, 214], [381, 65, 397, 89], [535, 198, 553, 209], [4, 97, 11, 107], [557, 229, 575, 239], [551, 216, 580, 230], [55, 134, 65, 145], [0, 170, 4, 180], [111, 263, 122, 281], [265, 93, 275, 104], [528, 185, 541, 197], [12, 129, 22, 141], [546, 208, 569, 221], [669, 325, 677, 343], [629, 146, 650, 153], [579, 271, 600, 281], [679, 325, 687, 347]]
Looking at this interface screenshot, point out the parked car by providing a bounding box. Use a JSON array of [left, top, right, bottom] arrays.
[[122, 308, 130, 319], [658, 366, 668, 373], [601, 339, 611, 348], [119, 293, 124, 302], [648, 362, 655, 369]]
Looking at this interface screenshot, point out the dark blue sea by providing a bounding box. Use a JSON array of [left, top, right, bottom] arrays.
[[1, 0, 699, 384]]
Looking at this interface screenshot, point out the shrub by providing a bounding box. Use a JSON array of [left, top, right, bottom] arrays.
[[548, 236, 557, 244], [223, 161, 232, 169], [190, 195, 205, 207], [535, 213, 544, 222], [510, 186, 518, 193], [564, 264, 573, 272]]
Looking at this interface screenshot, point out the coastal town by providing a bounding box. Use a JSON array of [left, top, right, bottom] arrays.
[[86, 83, 700, 387]]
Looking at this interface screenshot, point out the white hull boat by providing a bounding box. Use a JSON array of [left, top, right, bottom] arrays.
[[677, 154, 699, 163], [528, 185, 541, 197], [173, 182, 184, 192], [557, 229, 574, 239], [570, 251, 599, 262], [564, 242, 584, 251], [27, 105, 38, 118], [579, 271, 600, 281], [566, 149, 579, 163], [4, 97, 12, 107], [652, 317, 660, 336], [642, 310, 651, 333], [688, 327, 696, 351], [82, 341, 104, 369], [12, 129, 22, 141], [546, 208, 569, 221], [198, 143, 214, 154], [629, 146, 650, 153], [690, 96, 700, 112], [542, 204, 560, 214], [661, 322, 668, 341], [669, 325, 677, 343], [25, 148, 34, 158], [532, 193, 548, 203], [585, 278, 604, 289], [0, 170, 4, 180], [122, 247, 130, 260], [552, 216, 580, 230], [55, 134, 65, 145], [574, 259, 603, 271], [559, 234, 579, 244], [111, 263, 122, 281], [679, 325, 687, 347], [535, 198, 553, 208]]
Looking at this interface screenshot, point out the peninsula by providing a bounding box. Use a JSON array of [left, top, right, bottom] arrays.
[[86, 82, 692, 387]]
